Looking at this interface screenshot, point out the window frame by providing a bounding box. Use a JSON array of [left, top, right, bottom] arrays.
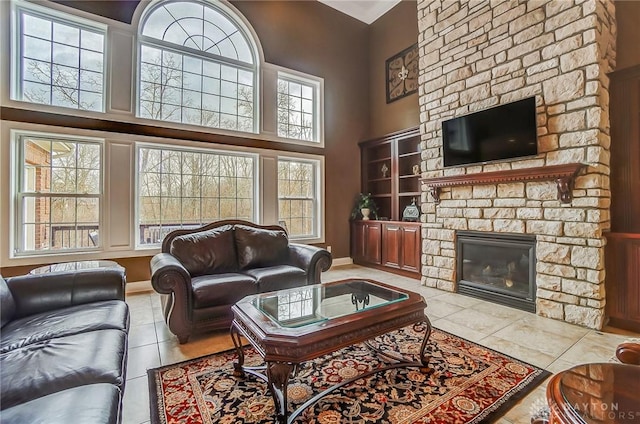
[[134, 142, 260, 249], [276, 70, 324, 144], [135, 0, 260, 134], [10, 0, 108, 112], [12, 130, 104, 257], [277, 156, 322, 241]]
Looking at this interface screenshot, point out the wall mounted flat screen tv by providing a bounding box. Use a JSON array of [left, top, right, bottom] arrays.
[[442, 97, 538, 167]]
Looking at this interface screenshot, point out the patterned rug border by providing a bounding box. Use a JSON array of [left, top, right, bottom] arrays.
[[148, 327, 551, 424]]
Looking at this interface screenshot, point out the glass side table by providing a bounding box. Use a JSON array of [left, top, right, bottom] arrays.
[[29, 260, 122, 275], [540, 362, 640, 424]]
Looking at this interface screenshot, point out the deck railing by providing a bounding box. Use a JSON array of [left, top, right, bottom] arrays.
[[51, 225, 100, 248], [51, 223, 216, 248], [138, 223, 202, 245]]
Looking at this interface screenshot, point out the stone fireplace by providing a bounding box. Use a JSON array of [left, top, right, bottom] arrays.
[[416, 0, 616, 329]]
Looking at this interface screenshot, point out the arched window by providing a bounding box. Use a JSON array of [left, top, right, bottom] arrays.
[[137, 0, 258, 133]]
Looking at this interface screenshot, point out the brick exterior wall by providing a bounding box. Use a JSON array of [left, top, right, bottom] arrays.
[[25, 141, 51, 250], [417, 0, 616, 328]]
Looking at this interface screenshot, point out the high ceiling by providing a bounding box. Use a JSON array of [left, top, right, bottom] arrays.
[[318, 0, 402, 24], [52, 0, 403, 26]]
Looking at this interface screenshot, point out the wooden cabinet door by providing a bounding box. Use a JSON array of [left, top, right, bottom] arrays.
[[383, 223, 421, 273], [605, 234, 640, 332], [351, 221, 366, 263], [382, 224, 402, 268], [364, 222, 382, 264], [351, 221, 382, 265], [605, 65, 640, 332], [610, 66, 640, 232], [400, 225, 421, 273]]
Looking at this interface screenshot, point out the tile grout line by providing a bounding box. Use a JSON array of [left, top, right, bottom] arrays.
[[554, 329, 595, 363]]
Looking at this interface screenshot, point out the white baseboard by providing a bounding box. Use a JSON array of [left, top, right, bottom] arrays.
[[330, 257, 353, 267]]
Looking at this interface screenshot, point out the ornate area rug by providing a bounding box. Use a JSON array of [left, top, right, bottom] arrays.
[[148, 324, 549, 423]]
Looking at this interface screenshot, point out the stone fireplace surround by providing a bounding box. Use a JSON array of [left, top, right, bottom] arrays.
[[416, 0, 616, 329]]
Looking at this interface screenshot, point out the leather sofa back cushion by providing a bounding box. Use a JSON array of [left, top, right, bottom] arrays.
[[170, 225, 238, 276], [234, 225, 289, 269], [0, 276, 16, 328]]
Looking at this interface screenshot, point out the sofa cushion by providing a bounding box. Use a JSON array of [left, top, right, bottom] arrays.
[[6, 269, 126, 319], [170, 225, 238, 276], [0, 383, 120, 424], [1, 275, 16, 328], [244, 265, 307, 293], [0, 329, 127, 409], [234, 225, 289, 270], [0, 300, 129, 353], [191, 273, 257, 308]]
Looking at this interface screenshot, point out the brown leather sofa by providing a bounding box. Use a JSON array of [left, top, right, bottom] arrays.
[[0, 268, 129, 424], [150, 220, 332, 343]]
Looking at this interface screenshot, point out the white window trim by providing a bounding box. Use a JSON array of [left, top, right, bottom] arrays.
[[5, 1, 327, 149], [11, 129, 105, 258], [10, 0, 108, 112], [133, 141, 260, 249], [135, 0, 261, 134], [274, 66, 324, 145], [2, 124, 325, 267], [134, 42, 259, 134], [277, 154, 323, 242]]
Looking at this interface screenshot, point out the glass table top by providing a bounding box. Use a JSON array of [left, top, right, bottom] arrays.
[[557, 363, 640, 423], [30, 260, 121, 275], [252, 280, 408, 328]]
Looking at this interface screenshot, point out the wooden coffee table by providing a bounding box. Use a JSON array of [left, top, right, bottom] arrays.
[[230, 278, 431, 423]]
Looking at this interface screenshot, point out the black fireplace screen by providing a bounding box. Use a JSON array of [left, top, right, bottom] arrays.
[[457, 231, 536, 312]]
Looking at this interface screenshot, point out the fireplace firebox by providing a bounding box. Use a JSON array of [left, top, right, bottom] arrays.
[[457, 231, 536, 312]]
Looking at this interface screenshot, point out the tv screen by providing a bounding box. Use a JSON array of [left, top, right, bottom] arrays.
[[442, 97, 538, 167]]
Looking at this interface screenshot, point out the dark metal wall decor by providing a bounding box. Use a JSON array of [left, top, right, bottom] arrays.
[[386, 43, 418, 103]]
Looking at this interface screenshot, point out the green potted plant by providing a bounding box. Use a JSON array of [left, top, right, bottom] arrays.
[[351, 193, 378, 220]]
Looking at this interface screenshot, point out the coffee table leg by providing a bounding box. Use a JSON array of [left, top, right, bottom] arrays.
[[418, 316, 433, 372], [230, 322, 245, 378], [266, 361, 294, 423]]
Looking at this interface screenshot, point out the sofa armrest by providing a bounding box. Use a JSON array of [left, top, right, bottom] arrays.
[[150, 253, 194, 343], [6, 268, 126, 319], [288, 243, 332, 284], [150, 253, 191, 294]]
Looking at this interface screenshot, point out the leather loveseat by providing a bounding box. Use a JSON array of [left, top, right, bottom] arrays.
[[0, 268, 130, 424], [150, 220, 332, 343]]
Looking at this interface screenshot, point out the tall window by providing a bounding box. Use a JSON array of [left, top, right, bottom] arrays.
[[15, 133, 102, 255], [138, 0, 258, 132], [277, 73, 319, 142], [278, 159, 318, 238], [137, 146, 256, 246], [12, 3, 106, 111]]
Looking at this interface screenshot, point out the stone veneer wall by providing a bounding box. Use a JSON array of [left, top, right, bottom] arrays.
[[416, 0, 616, 329]]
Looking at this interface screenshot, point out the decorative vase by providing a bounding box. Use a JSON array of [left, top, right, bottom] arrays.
[[381, 163, 389, 178], [361, 208, 371, 220]]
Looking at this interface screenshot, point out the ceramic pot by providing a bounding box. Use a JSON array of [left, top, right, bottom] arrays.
[[361, 208, 371, 220]]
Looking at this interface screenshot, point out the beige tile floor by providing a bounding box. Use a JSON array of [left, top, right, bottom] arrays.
[[123, 264, 639, 424]]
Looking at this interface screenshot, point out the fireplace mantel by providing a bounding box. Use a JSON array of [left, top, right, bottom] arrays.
[[422, 163, 586, 204]]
